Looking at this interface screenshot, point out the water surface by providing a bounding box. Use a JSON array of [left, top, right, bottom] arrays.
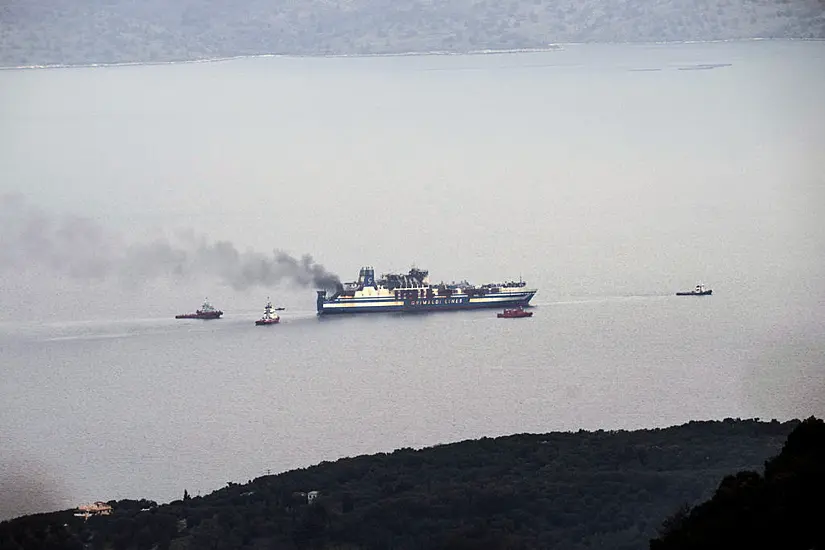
[[1, 40, 823, 516]]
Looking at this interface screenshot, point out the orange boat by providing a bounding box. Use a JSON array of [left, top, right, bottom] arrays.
[[497, 307, 533, 318]]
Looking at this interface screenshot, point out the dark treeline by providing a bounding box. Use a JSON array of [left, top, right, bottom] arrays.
[[0, 418, 806, 550], [650, 416, 824, 550]]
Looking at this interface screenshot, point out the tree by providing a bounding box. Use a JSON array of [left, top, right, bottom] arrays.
[[656, 502, 691, 539]]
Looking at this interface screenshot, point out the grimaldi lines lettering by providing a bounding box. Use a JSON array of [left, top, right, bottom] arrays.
[[409, 298, 465, 306]]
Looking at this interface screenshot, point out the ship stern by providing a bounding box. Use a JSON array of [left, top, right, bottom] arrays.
[[316, 290, 327, 314]]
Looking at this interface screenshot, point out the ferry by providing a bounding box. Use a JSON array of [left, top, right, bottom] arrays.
[[316, 266, 537, 315]]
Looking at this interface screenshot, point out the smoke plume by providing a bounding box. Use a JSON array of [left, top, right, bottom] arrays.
[[0, 193, 341, 291]]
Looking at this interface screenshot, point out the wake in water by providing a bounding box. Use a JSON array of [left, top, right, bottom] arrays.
[[532, 294, 673, 307]]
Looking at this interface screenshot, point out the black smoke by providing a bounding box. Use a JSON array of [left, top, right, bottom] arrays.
[[0, 194, 340, 291]]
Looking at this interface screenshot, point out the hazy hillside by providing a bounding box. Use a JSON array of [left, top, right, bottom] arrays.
[[0, 419, 799, 550], [1, 0, 824, 66], [651, 417, 825, 550]]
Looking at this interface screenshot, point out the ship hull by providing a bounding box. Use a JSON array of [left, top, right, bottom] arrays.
[[675, 290, 712, 296], [317, 291, 536, 315], [255, 319, 280, 325], [175, 313, 222, 319], [498, 310, 533, 318]]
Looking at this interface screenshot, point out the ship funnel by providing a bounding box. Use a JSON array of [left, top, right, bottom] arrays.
[[358, 266, 376, 288]]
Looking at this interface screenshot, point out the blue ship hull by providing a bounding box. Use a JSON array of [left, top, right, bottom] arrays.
[[316, 291, 535, 315]]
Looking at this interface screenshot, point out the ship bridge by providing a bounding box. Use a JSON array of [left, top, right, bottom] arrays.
[[380, 267, 430, 289]]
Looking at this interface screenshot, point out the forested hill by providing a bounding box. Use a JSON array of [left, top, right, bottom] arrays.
[[0, 419, 800, 550], [1, 0, 824, 67], [650, 416, 825, 549]]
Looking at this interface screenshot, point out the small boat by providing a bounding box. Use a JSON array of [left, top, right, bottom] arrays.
[[175, 299, 223, 319], [676, 283, 713, 296], [497, 306, 533, 319], [255, 298, 281, 326]]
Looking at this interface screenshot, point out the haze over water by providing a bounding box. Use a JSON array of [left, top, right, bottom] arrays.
[[1, 40, 824, 518]]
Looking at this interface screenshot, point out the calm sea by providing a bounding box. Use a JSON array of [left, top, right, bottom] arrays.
[[1, 40, 823, 518]]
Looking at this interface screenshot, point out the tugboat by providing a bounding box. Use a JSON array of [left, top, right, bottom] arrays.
[[255, 298, 280, 326], [676, 283, 713, 296], [497, 306, 533, 318], [175, 299, 223, 319]]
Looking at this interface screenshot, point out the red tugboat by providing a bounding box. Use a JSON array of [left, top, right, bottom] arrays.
[[175, 299, 223, 320], [497, 306, 533, 319], [255, 298, 280, 326]]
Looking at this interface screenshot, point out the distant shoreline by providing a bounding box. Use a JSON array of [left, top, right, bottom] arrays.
[[1, 37, 820, 71]]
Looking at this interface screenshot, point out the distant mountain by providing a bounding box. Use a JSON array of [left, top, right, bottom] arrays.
[[1, 0, 824, 66]]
